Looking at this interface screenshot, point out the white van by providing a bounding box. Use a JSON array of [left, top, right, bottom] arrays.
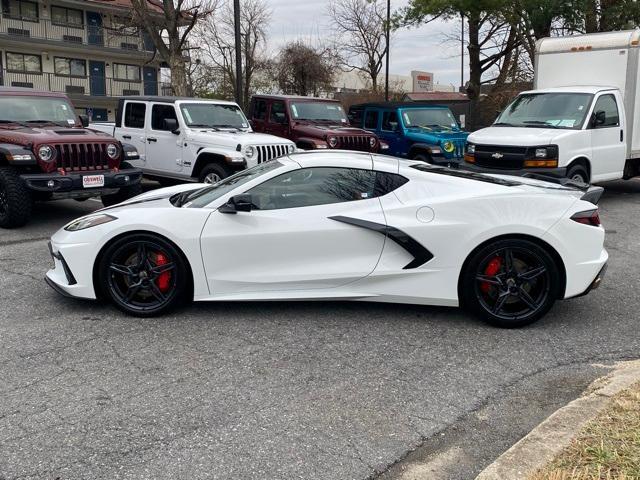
[[465, 30, 640, 183]]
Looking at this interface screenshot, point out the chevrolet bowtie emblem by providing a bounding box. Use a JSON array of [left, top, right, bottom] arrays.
[[491, 152, 504, 159]]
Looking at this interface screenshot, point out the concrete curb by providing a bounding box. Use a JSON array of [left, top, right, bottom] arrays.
[[475, 359, 640, 480]]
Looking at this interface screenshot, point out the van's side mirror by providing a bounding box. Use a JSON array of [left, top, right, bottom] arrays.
[[79, 115, 89, 127], [164, 118, 179, 134], [219, 194, 253, 214], [591, 110, 606, 128]]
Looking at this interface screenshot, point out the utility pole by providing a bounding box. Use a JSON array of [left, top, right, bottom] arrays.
[[460, 14, 464, 91], [233, 0, 242, 106], [384, 0, 390, 101]]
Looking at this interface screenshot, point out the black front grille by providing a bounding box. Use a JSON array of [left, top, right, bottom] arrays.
[[337, 136, 372, 151], [256, 144, 289, 163], [55, 144, 110, 171], [474, 145, 528, 169]]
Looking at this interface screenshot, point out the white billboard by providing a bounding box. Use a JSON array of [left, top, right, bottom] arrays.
[[411, 71, 434, 92]]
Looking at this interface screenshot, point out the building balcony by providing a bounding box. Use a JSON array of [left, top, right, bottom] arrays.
[[0, 69, 173, 98]]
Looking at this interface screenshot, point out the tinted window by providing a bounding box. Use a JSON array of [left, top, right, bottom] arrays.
[[348, 107, 363, 127], [253, 99, 267, 120], [593, 94, 619, 127], [248, 167, 376, 210], [364, 110, 378, 129], [375, 172, 408, 196], [382, 111, 399, 131], [151, 104, 178, 130], [270, 101, 286, 124], [124, 102, 146, 129]]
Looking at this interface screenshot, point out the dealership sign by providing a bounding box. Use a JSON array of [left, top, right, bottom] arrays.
[[412, 71, 433, 92]]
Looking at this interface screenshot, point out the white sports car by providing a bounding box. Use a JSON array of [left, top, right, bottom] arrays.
[[46, 151, 608, 328]]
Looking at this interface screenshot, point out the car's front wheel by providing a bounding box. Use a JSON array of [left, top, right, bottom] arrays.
[[460, 239, 561, 328], [0, 166, 32, 228], [97, 233, 190, 317], [199, 163, 230, 184]]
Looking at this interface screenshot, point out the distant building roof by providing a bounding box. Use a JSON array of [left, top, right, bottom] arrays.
[[86, 0, 164, 14], [350, 102, 452, 110], [403, 92, 470, 102]]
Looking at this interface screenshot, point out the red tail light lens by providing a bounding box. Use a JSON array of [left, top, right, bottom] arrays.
[[571, 209, 601, 227]]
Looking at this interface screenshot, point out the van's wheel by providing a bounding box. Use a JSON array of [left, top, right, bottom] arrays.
[[460, 238, 561, 328], [199, 164, 230, 184], [566, 164, 589, 184], [0, 166, 32, 228], [97, 233, 190, 317]]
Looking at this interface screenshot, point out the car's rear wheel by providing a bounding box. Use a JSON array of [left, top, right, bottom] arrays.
[[0, 166, 32, 228], [97, 233, 189, 317], [460, 239, 561, 328]]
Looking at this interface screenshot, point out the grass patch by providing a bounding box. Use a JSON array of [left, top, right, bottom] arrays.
[[530, 381, 640, 480]]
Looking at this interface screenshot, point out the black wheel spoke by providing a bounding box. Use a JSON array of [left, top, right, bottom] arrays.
[[110, 263, 134, 277], [476, 274, 502, 286], [150, 263, 175, 275], [492, 292, 510, 314], [124, 283, 142, 302], [148, 281, 167, 302], [136, 243, 147, 269], [518, 287, 538, 310], [518, 266, 546, 282], [503, 248, 514, 272]]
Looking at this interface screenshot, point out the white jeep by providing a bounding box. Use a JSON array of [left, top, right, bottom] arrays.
[[90, 97, 296, 184]]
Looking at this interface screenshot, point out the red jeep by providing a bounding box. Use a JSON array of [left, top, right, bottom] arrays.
[[249, 95, 385, 152], [0, 88, 142, 228]]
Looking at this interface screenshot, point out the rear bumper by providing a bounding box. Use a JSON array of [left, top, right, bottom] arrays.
[[461, 163, 567, 178], [21, 168, 142, 199], [574, 262, 607, 298]]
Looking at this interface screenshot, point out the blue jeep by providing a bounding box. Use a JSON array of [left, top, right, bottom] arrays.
[[348, 102, 469, 166]]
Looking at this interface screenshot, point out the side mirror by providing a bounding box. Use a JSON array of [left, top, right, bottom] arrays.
[[219, 194, 253, 214], [79, 114, 89, 127], [591, 110, 606, 128], [164, 118, 179, 134]]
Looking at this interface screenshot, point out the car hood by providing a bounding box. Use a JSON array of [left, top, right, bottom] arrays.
[[99, 183, 206, 212], [188, 130, 294, 146], [405, 129, 469, 143], [468, 126, 576, 146], [293, 122, 373, 139], [0, 125, 116, 146]]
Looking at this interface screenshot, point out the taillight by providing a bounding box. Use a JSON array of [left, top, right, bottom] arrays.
[[571, 209, 601, 227]]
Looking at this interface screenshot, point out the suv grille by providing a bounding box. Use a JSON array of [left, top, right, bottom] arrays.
[[55, 143, 111, 171], [337, 136, 372, 151], [474, 145, 527, 169], [256, 144, 290, 164]]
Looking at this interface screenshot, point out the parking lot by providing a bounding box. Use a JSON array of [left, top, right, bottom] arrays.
[[1, 179, 640, 480]]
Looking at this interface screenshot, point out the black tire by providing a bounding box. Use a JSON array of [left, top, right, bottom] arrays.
[[97, 233, 190, 317], [411, 153, 432, 163], [101, 182, 143, 207], [198, 163, 230, 184], [0, 166, 32, 228], [460, 238, 561, 328], [566, 164, 589, 185]]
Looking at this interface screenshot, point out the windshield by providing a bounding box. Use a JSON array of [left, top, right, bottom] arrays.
[[290, 102, 348, 123], [180, 103, 250, 129], [402, 108, 459, 130], [495, 93, 593, 129], [0, 96, 78, 126], [175, 160, 284, 208]]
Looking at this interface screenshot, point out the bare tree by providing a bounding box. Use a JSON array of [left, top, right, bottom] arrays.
[[273, 42, 337, 96], [328, 0, 389, 92], [194, 0, 271, 108]]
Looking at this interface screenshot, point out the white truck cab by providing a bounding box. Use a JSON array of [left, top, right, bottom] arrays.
[[466, 30, 640, 183], [91, 96, 295, 184]]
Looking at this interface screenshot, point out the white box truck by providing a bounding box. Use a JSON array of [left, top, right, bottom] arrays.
[[465, 30, 640, 183]]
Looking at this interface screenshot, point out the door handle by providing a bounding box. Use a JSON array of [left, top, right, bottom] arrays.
[[122, 135, 131, 140], [147, 137, 157, 143], [621, 130, 624, 142]]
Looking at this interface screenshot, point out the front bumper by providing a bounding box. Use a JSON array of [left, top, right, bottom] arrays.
[[45, 238, 97, 300], [461, 162, 567, 178], [430, 155, 464, 168], [21, 168, 142, 199]]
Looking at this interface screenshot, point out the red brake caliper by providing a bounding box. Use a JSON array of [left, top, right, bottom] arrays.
[[155, 252, 171, 293], [481, 257, 502, 294]]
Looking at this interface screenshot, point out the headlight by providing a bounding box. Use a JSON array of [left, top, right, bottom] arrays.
[[327, 136, 338, 148], [443, 141, 455, 153], [64, 213, 117, 231], [106, 143, 119, 160], [466, 143, 475, 154], [38, 145, 55, 162], [243, 145, 255, 159], [369, 137, 377, 148], [287, 144, 295, 154], [535, 148, 547, 158]]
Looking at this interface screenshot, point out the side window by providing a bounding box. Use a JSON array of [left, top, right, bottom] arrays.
[[364, 110, 379, 129], [248, 167, 376, 210], [375, 172, 408, 196], [124, 102, 146, 129], [254, 100, 267, 120], [270, 101, 286, 124], [592, 94, 619, 127], [382, 111, 399, 131], [151, 104, 178, 131], [348, 107, 363, 127]]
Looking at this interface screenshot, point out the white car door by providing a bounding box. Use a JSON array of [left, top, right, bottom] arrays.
[[145, 102, 184, 175], [200, 166, 387, 295], [589, 92, 626, 182], [119, 100, 147, 167]]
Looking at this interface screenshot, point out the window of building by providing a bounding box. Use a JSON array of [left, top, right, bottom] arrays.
[[3, 0, 38, 21], [112, 16, 138, 36], [54, 57, 86, 77], [6, 52, 41, 73], [51, 6, 83, 27], [124, 102, 146, 129], [113, 63, 141, 82], [364, 110, 378, 129], [151, 104, 178, 131]]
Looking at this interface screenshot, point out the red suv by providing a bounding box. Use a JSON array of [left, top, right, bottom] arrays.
[[249, 95, 385, 152]]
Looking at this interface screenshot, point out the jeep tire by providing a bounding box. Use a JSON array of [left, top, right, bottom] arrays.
[[199, 163, 230, 184], [412, 153, 432, 163], [0, 166, 32, 228]]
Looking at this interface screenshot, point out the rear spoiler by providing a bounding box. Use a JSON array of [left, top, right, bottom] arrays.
[[520, 172, 604, 204]]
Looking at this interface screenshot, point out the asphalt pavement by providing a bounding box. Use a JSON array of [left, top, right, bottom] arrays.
[[1, 180, 639, 480]]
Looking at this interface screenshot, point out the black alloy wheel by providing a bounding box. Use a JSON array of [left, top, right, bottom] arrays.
[[98, 233, 189, 316], [461, 239, 560, 328]]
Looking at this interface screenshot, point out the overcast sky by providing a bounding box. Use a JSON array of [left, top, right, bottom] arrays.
[[266, 0, 466, 88]]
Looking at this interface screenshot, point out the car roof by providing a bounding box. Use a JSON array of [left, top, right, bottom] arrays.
[[521, 86, 616, 95], [252, 94, 340, 103], [119, 96, 239, 106], [350, 102, 450, 110]]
